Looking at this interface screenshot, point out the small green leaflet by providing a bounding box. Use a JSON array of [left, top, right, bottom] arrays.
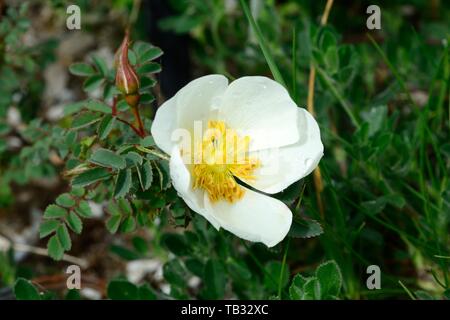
[[137, 63, 161, 74], [67, 211, 83, 234], [137, 161, 153, 191], [69, 63, 96, 77], [72, 167, 111, 187], [72, 112, 102, 130], [55, 193, 76, 208], [83, 75, 104, 92], [89, 148, 126, 170], [44, 205, 67, 219], [47, 234, 64, 260], [14, 278, 41, 300], [288, 216, 323, 238], [39, 220, 60, 238], [106, 215, 122, 234], [86, 100, 112, 114], [114, 169, 132, 198], [56, 224, 72, 251], [97, 115, 115, 140]]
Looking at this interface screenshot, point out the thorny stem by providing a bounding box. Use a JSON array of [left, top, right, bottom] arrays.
[[306, 0, 334, 219], [131, 105, 146, 138], [112, 96, 118, 116], [112, 97, 146, 138], [116, 116, 143, 137], [11, 241, 88, 269]]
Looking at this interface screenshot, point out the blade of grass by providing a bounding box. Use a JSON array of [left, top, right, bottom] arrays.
[[292, 25, 298, 102], [305, 0, 335, 222], [277, 237, 290, 298], [315, 66, 361, 128], [366, 33, 417, 109], [238, 0, 286, 88], [398, 281, 416, 300], [240, 239, 288, 296]]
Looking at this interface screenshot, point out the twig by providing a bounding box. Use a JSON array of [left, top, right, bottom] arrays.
[[306, 0, 334, 219], [32, 274, 106, 292], [11, 241, 89, 269]]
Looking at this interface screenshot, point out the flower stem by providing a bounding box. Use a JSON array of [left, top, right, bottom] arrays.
[[131, 106, 146, 138], [112, 96, 118, 116], [306, 0, 335, 219], [277, 237, 290, 298], [116, 116, 143, 138]]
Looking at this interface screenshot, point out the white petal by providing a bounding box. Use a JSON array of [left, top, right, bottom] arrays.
[[176, 74, 229, 130], [151, 75, 228, 154], [169, 146, 221, 229], [150, 94, 178, 155], [204, 188, 292, 247], [218, 76, 299, 151], [242, 108, 324, 194]]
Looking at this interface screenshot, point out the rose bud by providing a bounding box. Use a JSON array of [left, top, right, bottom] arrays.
[[115, 31, 140, 107]]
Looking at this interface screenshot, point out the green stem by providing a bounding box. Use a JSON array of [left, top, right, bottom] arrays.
[[277, 238, 290, 298], [240, 240, 281, 292], [315, 67, 360, 129], [291, 25, 298, 103], [367, 33, 417, 109], [239, 0, 287, 88], [398, 281, 416, 300], [128, 0, 141, 27]]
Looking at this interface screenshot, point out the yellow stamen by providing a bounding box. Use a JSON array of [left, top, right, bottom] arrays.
[[192, 120, 259, 203]]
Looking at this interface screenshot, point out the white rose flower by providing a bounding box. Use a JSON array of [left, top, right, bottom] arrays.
[[151, 75, 324, 247]]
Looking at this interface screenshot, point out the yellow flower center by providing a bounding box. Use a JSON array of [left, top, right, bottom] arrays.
[[191, 120, 259, 203]]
